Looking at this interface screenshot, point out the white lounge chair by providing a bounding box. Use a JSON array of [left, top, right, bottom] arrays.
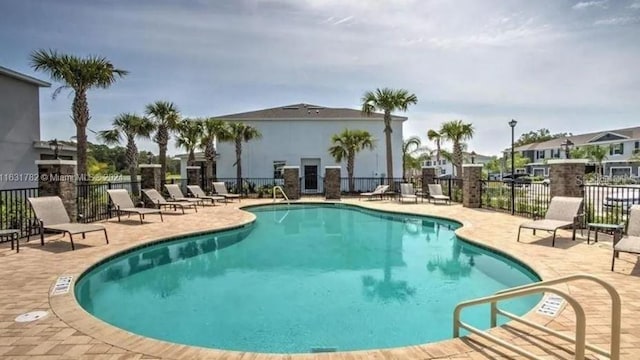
[[399, 183, 418, 203], [212, 182, 241, 202], [427, 184, 451, 204], [164, 184, 205, 206], [28, 196, 108, 250], [360, 185, 389, 201], [187, 185, 226, 205], [107, 189, 164, 224], [142, 189, 198, 213], [517, 196, 584, 247], [612, 205, 640, 271]]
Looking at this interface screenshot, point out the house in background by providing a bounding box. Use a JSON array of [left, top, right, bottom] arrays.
[[514, 126, 640, 178], [422, 151, 493, 177], [179, 103, 406, 194], [0, 66, 76, 190]]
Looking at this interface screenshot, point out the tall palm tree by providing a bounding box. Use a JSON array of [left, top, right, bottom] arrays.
[[439, 120, 475, 177], [427, 129, 443, 173], [586, 145, 608, 177], [175, 119, 203, 166], [401, 136, 423, 180], [145, 101, 180, 186], [200, 118, 229, 181], [361, 88, 418, 188], [30, 49, 128, 180], [98, 113, 154, 195], [219, 122, 262, 190], [328, 129, 375, 193]]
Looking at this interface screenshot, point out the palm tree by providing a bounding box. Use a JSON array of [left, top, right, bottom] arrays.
[[175, 119, 203, 166], [361, 88, 418, 188], [98, 113, 154, 195], [219, 122, 262, 190], [586, 145, 608, 177], [145, 101, 180, 186], [328, 129, 375, 193], [401, 136, 424, 180], [200, 118, 229, 181], [427, 129, 443, 173], [439, 120, 474, 177], [30, 49, 128, 180]]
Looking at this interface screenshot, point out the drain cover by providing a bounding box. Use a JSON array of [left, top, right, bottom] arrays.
[[15, 311, 48, 323]]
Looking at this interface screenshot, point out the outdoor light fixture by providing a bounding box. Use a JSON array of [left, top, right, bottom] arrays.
[[508, 119, 517, 215], [48, 139, 61, 160], [561, 138, 574, 159], [470, 151, 476, 164]]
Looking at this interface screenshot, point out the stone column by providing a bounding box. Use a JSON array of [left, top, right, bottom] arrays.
[[324, 166, 341, 200], [462, 164, 483, 208], [283, 166, 300, 200], [36, 160, 78, 221], [421, 166, 437, 195], [186, 166, 201, 186], [548, 159, 587, 198], [139, 164, 161, 191]]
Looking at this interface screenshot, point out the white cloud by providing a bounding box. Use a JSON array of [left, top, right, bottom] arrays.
[[628, 1, 640, 9], [594, 16, 640, 25], [572, 1, 608, 10]]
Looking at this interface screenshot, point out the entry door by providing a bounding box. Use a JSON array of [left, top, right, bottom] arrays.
[[304, 165, 318, 191]]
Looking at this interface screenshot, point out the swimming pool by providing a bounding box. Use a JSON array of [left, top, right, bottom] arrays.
[[75, 204, 540, 354]]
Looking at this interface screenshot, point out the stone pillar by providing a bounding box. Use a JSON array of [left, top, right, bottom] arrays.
[[548, 159, 587, 198], [36, 160, 78, 221], [186, 166, 201, 186], [421, 166, 437, 195], [139, 164, 161, 191], [462, 164, 483, 208], [324, 166, 341, 200], [283, 166, 300, 200]]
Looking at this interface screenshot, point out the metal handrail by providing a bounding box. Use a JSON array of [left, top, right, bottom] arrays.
[[453, 274, 621, 360], [272, 186, 290, 203]]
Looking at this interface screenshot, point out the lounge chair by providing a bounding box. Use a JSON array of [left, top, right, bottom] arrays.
[[142, 189, 198, 213], [164, 184, 205, 206], [517, 196, 584, 247], [611, 205, 640, 271], [212, 182, 241, 202], [27, 196, 108, 250], [360, 185, 389, 201], [427, 184, 451, 204], [106, 189, 164, 224], [399, 183, 418, 203], [187, 185, 226, 205]]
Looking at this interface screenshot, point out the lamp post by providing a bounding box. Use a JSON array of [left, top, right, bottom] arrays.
[[508, 119, 517, 215], [470, 151, 476, 164], [48, 139, 61, 160], [561, 138, 574, 159]]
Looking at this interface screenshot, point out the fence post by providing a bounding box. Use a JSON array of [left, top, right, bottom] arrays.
[[548, 159, 587, 198], [140, 164, 162, 191], [36, 160, 78, 222], [462, 164, 483, 208], [324, 166, 341, 200], [186, 166, 201, 186], [421, 166, 436, 196], [283, 166, 300, 200]]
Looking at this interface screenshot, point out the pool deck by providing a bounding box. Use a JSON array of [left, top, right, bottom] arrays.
[[0, 198, 639, 359]]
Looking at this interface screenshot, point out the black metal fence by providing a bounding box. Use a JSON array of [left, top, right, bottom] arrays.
[[434, 177, 464, 203], [77, 181, 142, 223], [583, 184, 640, 224], [479, 180, 551, 219], [0, 187, 40, 239]]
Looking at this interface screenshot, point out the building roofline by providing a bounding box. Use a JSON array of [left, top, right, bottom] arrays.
[[0, 66, 51, 87]]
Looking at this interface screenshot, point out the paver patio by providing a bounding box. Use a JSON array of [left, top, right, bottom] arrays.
[[0, 198, 638, 359]]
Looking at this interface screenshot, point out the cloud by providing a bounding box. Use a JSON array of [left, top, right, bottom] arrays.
[[572, 1, 608, 10], [594, 16, 640, 25], [629, 1, 640, 9]]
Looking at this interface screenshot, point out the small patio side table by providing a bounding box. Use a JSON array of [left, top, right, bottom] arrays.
[[586, 223, 625, 245], [0, 229, 20, 253]]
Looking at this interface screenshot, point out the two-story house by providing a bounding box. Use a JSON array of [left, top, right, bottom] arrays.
[[422, 151, 493, 177], [513, 126, 640, 178]]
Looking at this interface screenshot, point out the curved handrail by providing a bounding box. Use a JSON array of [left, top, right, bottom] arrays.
[[272, 186, 290, 203]]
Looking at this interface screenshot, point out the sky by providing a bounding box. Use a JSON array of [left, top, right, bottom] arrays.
[[1, 0, 639, 156]]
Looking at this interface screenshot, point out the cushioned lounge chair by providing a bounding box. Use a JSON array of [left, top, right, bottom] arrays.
[[360, 185, 389, 201], [186, 185, 226, 205], [212, 182, 241, 202], [28, 196, 108, 250], [399, 183, 418, 203], [612, 205, 640, 271], [164, 184, 205, 206], [107, 189, 164, 224], [517, 196, 584, 247], [142, 189, 198, 213], [427, 184, 451, 204]]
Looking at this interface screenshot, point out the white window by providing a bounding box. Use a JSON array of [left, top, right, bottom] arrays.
[[273, 161, 286, 179], [426, 160, 432, 166], [610, 167, 631, 177], [610, 143, 624, 155], [532, 168, 545, 177], [537, 150, 545, 159], [440, 168, 446, 175]]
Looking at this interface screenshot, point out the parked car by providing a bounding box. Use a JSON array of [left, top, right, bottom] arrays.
[[502, 174, 532, 187], [603, 193, 640, 213]]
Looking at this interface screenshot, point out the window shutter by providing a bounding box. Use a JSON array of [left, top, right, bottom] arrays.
[[609, 145, 613, 156]]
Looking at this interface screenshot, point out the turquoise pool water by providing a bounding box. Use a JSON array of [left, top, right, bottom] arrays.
[[75, 204, 540, 353]]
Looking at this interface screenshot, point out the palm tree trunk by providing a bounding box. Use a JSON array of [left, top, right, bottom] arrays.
[[384, 111, 394, 189], [348, 153, 355, 193], [204, 141, 215, 182], [454, 141, 463, 178], [126, 138, 139, 196], [157, 126, 168, 188], [436, 140, 441, 174], [73, 91, 89, 182], [235, 139, 242, 194]]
